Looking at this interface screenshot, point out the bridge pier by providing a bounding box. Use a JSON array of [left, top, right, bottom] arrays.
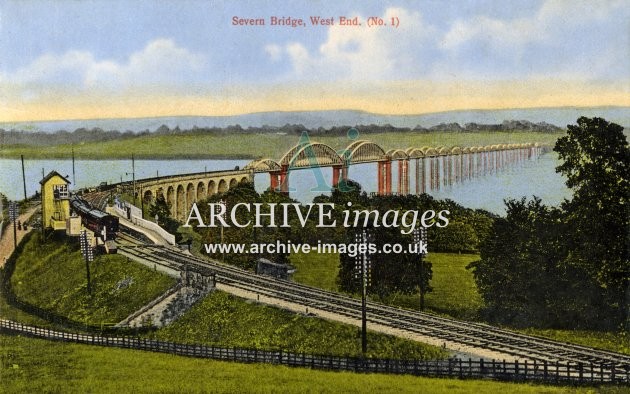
[[443, 156, 449, 188], [377, 160, 392, 195], [279, 165, 289, 194], [270, 171, 281, 192], [269, 166, 290, 194], [435, 157, 441, 190], [430, 157, 435, 190], [332, 166, 340, 187], [332, 165, 348, 189], [398, 159, 409, 195], [442, 156, 448, 187], [415, 158, 426, 195]]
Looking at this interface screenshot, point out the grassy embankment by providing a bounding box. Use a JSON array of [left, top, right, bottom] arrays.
[[0, 131, 562, 160], [149, 291, 447, 360], [5, 231, 176, 326], [6, 334, 623, 394], [2, 230, 447, 360], [288, 252, 630, 356]]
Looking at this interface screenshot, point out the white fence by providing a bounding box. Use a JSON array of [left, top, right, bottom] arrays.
[[113, 201, 175, 245]]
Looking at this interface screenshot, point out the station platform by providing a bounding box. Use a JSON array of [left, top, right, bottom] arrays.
[[106, 207, 172, 246]]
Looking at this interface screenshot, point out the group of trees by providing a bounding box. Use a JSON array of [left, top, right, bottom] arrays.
[[0, 118, 563, 150], [469, 117, 629, 330], [0, 127, 144, 147]]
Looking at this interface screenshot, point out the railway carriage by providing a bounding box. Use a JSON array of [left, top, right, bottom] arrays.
[[70, 196, 119, 241]]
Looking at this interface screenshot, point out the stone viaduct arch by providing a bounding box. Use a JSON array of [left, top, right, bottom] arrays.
[[119, 169, 253, 222]]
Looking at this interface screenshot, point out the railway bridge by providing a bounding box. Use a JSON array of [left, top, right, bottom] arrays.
[[119, 139, 546, 222], [245, 139, 546, 195]]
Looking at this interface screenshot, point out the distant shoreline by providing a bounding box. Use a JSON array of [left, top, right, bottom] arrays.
[[2, 106, 628, 134], [0, 130, 562, 161]]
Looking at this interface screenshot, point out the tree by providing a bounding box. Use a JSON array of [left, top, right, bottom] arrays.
[[148, 195, 180, 238], [195, 182, 295, 270], [469, 197, 607, 328], [339, 225, 432, 302], [432, 220, 478, 253], [336, 191, 434, 303], [148, 194, 171, 223], [554, 117, 630, 328], [470, 117, 629, 329]]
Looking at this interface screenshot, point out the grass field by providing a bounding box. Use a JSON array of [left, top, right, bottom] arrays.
[[289, 251, 483, 320], [0, 131, 562, 160], [383, 253, 483, 320], [4, 334, 624, 394], [8, 232, 176, 326], [289, 252, 340, 292], [148, 291, 447, 360]]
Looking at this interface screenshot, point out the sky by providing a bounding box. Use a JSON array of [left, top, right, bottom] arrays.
[[0, 0, 628, 122]]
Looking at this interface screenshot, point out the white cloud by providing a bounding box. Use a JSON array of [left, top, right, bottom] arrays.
[[435, 0, 630, 80], [440, 0, 627, 51], [4, 38, 206, 92], [271, 7, 435, 81], [440, 16, 540, 51], [538, 0, 626, 21], [264, 44, 282, 62], [123, 39, 205, 83]]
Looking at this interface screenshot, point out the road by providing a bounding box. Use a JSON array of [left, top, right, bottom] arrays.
[[0, 204, 39, 268]]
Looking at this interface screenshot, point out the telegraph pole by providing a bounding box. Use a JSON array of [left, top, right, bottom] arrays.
[[72, 148, 76, 187], [126, 154, 136, 206], [132, 154, 136, 205], [41, 170, 45, 237], [219, 199, 227, 262], [140, 185, 144, 219], [414, 227, 429, 310], [355, 229, 371, 355], [20, 155, 27, 200], [8, 201, 18, 249]]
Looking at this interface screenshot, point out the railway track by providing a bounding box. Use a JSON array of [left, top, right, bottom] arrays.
[[117, 243, 630, 374], [80, 191, 111, 211]]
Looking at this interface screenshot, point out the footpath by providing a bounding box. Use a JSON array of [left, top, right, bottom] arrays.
[[0, 205, 39, 268]]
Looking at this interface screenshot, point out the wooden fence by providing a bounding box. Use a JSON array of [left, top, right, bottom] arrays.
[[1, 319, 628, 385]]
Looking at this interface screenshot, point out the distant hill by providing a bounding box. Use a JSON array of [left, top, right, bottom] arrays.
[[1, 106, 629, 133]]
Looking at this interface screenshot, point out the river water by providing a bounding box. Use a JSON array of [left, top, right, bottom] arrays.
[[0, 153, 570, 215]]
